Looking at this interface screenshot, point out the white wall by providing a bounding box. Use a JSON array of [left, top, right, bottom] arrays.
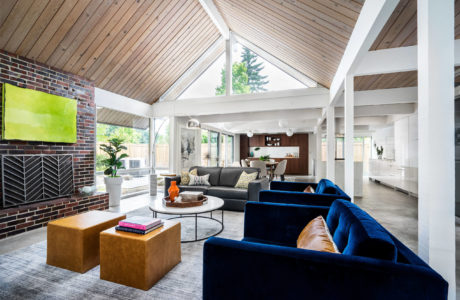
[[394, 113, 418, 168], [309, 133, 316, 175], [371, 125, 395, 159]]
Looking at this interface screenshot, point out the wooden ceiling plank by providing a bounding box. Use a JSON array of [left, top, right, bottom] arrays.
[[219, 0, 344, 68], [62, 0, 129, 72], [16, 0, 65, 56], [36, 0, 92, 62], [102, 1, 198, 91], [330, 0, 363, 14], [70, 0, 142, 75], [0, 0, 18, 29], [297, 0, 357, 29], [4, 0, 50, 53], [0, 0, 35, 48], [88, 0, 174, 82], [388, 12, 417, 48], [82, 0, 163, 79], [122, 8, 214, 99], [47, 0, 112, 68], [312, 0, 360, 21]]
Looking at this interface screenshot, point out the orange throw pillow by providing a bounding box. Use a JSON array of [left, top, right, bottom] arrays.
[[297, 216, 340, 254], [303, 185, 315, 193]]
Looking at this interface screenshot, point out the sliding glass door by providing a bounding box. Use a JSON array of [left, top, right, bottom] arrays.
[[209, 131, 219, 167]]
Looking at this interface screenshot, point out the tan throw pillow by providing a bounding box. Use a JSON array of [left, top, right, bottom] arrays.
[[303, 185, 315, 193], [234, 171, 258, 189], [297, 216, 340, 254], [180, 168, 197, 185]]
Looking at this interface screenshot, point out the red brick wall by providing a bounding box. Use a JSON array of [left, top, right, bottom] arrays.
[[0, 50, 96, 199], [0, 193, 109, 239]]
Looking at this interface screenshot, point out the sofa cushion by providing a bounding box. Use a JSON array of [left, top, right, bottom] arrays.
[[326, 200, 397, 261], [316, 179, 338, 195], [303, 185, 315, 193], [189, 174, 211, 186], [234, 171, 258, 189], [297, 216, 340, 254], [207, 186, 248, 200], [218, 167, 260, 187], [178, 185, 209, 194], [192, 167, 222, 186], [180, 168, 197, 185]]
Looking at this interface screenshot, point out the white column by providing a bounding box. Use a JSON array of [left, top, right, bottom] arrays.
[[344, 74, 354, 200], [326, 106, 335, 181], [149, 118, 155, 172], [225, 33, 233, 96], [417, 0, 455, 299], [316, 125, 322, 178]]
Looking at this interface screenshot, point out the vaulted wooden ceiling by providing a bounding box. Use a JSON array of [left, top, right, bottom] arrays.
[[214, 0, 364, 89], [0, 0, 220, 104]]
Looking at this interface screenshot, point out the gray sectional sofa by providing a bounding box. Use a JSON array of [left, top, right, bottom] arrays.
[[164, 166, 269, 211]]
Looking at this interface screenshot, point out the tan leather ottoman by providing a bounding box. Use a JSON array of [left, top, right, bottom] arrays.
[[100, 220, 181, 290], [47, 211, 126, 273]]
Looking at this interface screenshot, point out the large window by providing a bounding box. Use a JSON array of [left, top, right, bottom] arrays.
[[96, 109, 150, 197], [209, 131, 219, 167], [201, 129, 210, 166]]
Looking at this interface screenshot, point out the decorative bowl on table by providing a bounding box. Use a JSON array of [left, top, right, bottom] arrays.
[[162, 196, 208, 208]]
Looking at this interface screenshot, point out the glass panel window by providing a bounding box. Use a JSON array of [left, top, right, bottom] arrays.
[[209, 131, 219, 167], [201, 129, 209, 166], [220, 134, 227, 167], [227, 135, 234, 166]]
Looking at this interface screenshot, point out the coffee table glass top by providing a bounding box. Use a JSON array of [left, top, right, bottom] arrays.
[[149, 195, 224, 215]]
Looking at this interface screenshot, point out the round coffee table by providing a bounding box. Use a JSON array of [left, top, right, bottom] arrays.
[[149, 196, 224, 243]]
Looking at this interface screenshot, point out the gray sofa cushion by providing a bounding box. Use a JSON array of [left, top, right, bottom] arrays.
[[207, 186, 248, 200], [178, 185, 209, 193], [192, 167, 222, 186], [218, 167, 260, 187]]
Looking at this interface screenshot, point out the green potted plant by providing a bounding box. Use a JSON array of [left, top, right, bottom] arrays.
[[375, 145, 384, 159], [100, 138, 128, 207], [259, 155, 270, 162]]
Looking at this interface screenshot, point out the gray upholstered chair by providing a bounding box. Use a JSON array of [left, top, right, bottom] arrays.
[[241, 159, 248, 167], [273, 160, 287, 181], [250, 160, 267, 178]]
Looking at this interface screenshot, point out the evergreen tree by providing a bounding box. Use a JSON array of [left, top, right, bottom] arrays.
[[215, 62, 251, 95], [241, 47, 269, 92]]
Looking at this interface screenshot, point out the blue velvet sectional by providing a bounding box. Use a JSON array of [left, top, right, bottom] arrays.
[[203, 200, 447, 300], [260, 178, 351, 207]]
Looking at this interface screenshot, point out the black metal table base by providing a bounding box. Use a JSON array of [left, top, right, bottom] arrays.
[[152, 210, 224, 243]]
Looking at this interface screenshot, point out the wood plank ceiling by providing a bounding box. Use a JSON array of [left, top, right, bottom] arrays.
[[214, 0, 364, 89], [355, 0, 460, 91], [0, 0, 220, 104]]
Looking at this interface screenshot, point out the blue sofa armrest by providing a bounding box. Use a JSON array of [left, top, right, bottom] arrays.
[[203, 238, 448, 300], [243, 202, 329, 246], [259, 190, 343, 206], [248, 178, 269, 202], [270, 180, 317, 191], [164, 176, 181, 195]]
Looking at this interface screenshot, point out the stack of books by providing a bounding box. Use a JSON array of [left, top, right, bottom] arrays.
[[115, 216, 164, 235]]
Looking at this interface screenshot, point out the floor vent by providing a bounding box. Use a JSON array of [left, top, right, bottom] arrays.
[[1, 154, 74, 208]]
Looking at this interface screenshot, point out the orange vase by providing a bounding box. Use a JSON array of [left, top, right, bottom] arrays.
[[168, 181, 180, 202]]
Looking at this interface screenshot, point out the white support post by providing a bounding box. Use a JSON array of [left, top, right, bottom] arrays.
[[168, 116, 177, 173], [344, 75, 354, 200], [417, 1, 455, 299], [225, 34, 233, 96], [326, 106, 335, 181], [149, 118, 155, 173], [316, 125, 323, 178]]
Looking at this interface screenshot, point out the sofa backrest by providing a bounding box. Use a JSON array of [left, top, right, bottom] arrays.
[[316, 179, 338, 194], [326, 200, 397, 261], [218, 167, 260, 187], [190, 167, 222, 186]]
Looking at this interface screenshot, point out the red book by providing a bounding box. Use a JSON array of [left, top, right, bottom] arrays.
[[119, 216, 162, 231]]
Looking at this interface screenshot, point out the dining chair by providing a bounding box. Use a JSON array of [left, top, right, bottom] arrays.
[[241, 159, 248, 167], [273, 160, 288, 181], [250, 160, 267, 178]]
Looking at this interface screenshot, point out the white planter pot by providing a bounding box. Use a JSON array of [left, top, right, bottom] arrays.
[[104, 176, 123, 207]]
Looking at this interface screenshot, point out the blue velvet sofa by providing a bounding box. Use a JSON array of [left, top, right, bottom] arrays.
[[203, 200, 447, 300], [259, 178, 351, 207]]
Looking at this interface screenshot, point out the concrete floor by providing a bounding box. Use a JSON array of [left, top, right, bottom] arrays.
[[0, 179, 459, 295]]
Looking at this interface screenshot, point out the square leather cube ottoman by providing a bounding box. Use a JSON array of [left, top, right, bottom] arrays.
[[47, 211, 126, 273], [100, 220, 181, 290]]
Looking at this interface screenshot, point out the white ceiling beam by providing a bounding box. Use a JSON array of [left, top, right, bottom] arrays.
[[330, 0, 399, 105], [215, 119, 318, 134], [355, 39, 460, 76], [233, 33, 318, 88], [195, 108, 322, 123], [95, 88, 153, 118], [198, 0, 229, 40], [152, 88, 329, 117], [159, 37, 224, 102], [335, 103, 416, 117], [336, 87, 417, 106]]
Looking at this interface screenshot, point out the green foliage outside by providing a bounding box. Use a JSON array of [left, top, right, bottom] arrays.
[[99, 138, 128, 177], [201, 132, 208, 144], [215, 47, 269, 95], [97, 123, 149, 144]]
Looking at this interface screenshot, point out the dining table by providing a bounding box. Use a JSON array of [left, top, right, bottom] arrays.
[[245, 159, 278, 180]]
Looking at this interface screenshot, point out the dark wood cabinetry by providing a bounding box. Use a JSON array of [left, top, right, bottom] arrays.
[[240, 133, 309, 175]]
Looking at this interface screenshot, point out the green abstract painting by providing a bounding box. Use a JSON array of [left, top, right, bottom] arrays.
[[2, 83, 77, 143]]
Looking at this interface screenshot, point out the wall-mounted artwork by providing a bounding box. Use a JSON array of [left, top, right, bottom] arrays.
[[181, 128, 196, 170], [2, 83, 77, 143]]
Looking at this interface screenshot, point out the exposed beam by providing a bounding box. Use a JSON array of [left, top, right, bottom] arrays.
[[159, 37, 224, 102], [335, 103, 416, 117], [198, 0, 229, 40], [337, 87, 418, 106], [195, 109, 322, 123], [217, 119, 318, 133], [153, 88, 329, 117], [330, 0, 399, 104], [233, 33, 318, 88], [355, 40, 460, 76], [95, 88, 153, 118]]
